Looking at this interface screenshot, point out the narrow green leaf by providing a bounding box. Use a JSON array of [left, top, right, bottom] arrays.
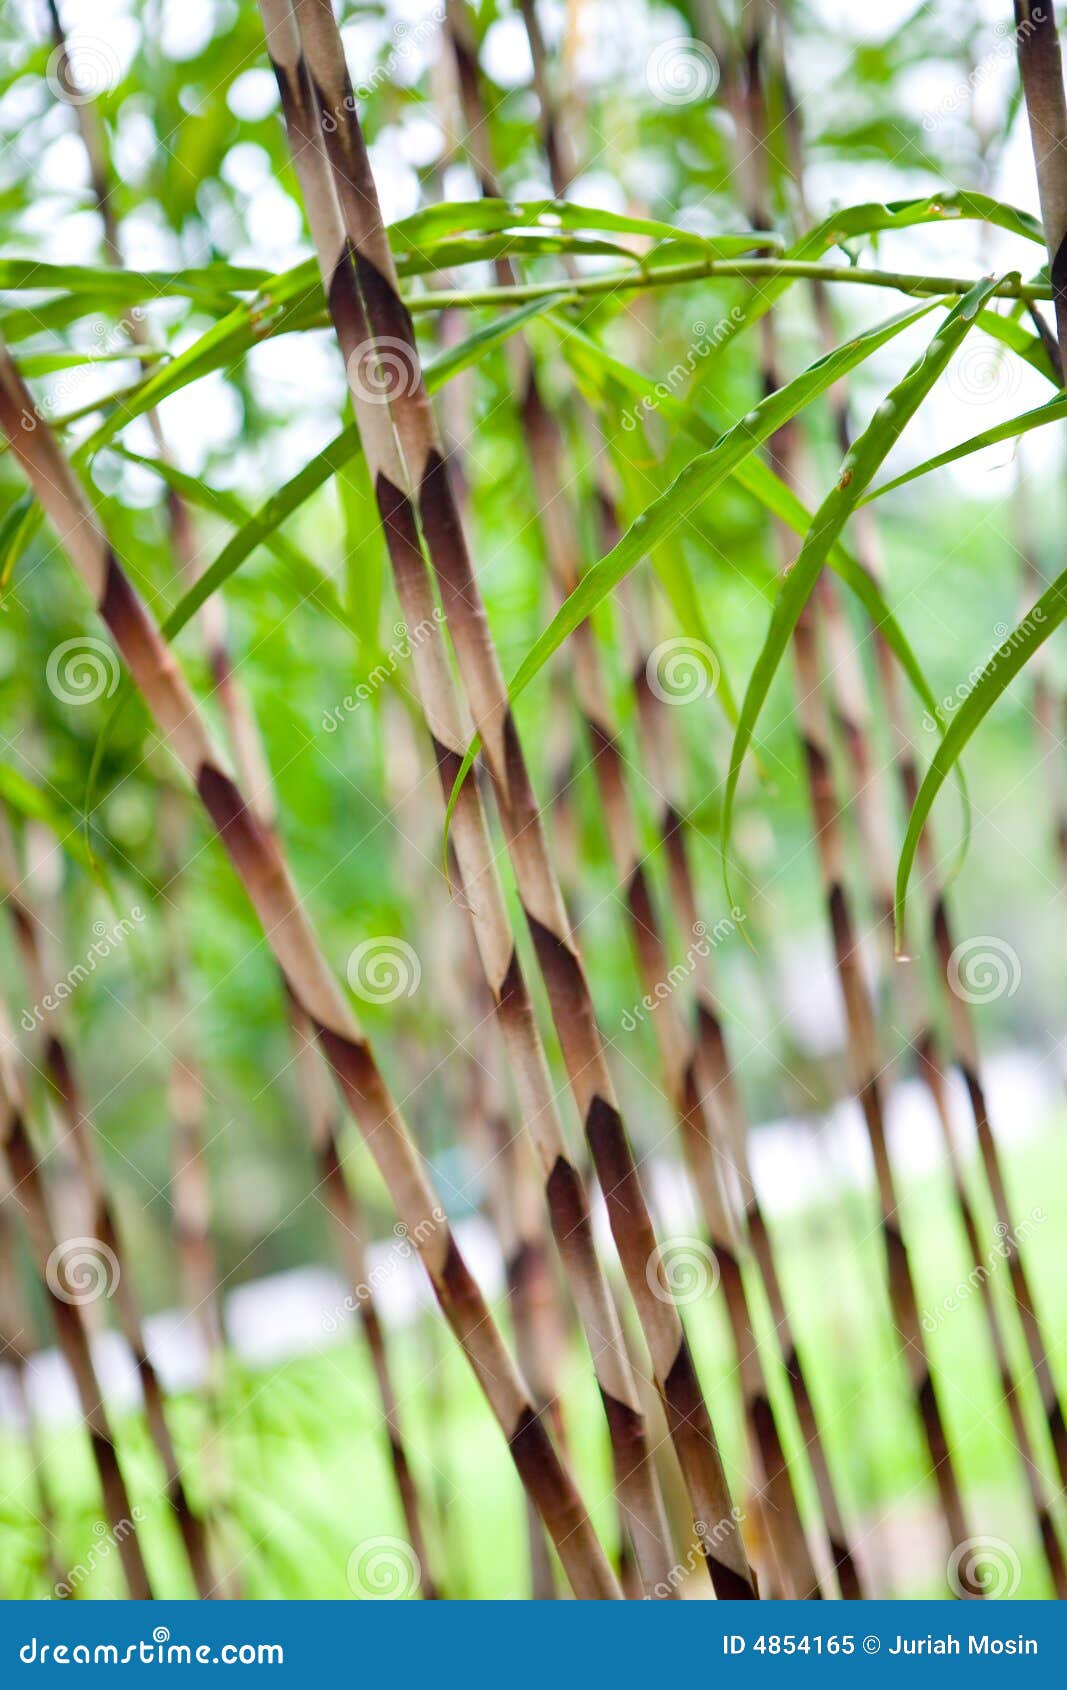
[[863, 394, 1067, 503], [896, 569, 1067, 945], [391, 198, 782, 256], [721, 275, 1001, 900], [504, 299, 936, 712]]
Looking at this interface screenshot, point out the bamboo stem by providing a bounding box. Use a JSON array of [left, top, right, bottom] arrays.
[[261, 0, 674, 1596], [0, 809, 217, 1596], [0, 1015, 154, 1597], [0, 350, 621, 1604], [279, 0, 754, 1594], [734, 0, 978, 1592]]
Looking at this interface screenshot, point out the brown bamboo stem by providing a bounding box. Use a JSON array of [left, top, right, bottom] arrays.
[[278, 0, 753, 1594], [0, 1015, 153, 1597], [734, 0, 978, 1589], [0, 350, 621, 1603], [0, 809, 216, 1595]]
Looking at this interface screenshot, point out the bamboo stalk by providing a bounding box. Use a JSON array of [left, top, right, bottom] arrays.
[[1015, 1, 1067, 371], [0, 809, 216, 1596], [0, 1011, 153, 1597], [277, 0, 754, 1594], [0, 1207, 64, 1593], [730, 0, 979, 1590], [524, 0, 866, 1592], [47, 0, 441, 1573], [259, 0, 676, 1596], [1013, 462, 1067, 892], [770, 22, 1067, 1582], [44, 0, 242, 1589], [286, 994, 439, 1598], [403, 264, 1048, 314], [0, 353, 620, 1603], [443, 2, 818, 1596]]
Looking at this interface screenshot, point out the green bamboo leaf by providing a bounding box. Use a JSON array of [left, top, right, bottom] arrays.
[[714, 192, 1043, 349], [503, 298, 936, 712], [975, 308, 1058, 384], [863, 394, 1067, 503], [0, 492, 36, 586], [721, 275, 1001, 902], [0, 258, 266, 304], [14, 347, 168, 377], [895, 569, 1067, 946], [552, 313, 962, 816], [108, 446, 352, 633], [391, 198, 782, 256]]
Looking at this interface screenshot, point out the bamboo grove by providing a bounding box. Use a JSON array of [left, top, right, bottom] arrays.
[[0, 0, 1065, 1600]]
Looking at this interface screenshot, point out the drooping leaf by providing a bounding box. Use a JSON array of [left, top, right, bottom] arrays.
[[503, 298, 937, 715], [721, 275, 1001, 900], [895, 569, 1067, 946], [864, 395, 1067, 503]]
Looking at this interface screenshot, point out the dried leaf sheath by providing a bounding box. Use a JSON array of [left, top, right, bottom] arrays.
[[278, 0, 755, 1594], [0, 352, 620, 1604], [259, 0, 675, 1596]]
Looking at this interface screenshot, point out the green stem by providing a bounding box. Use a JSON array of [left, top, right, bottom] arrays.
[[405, 258, 1046, 312]]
